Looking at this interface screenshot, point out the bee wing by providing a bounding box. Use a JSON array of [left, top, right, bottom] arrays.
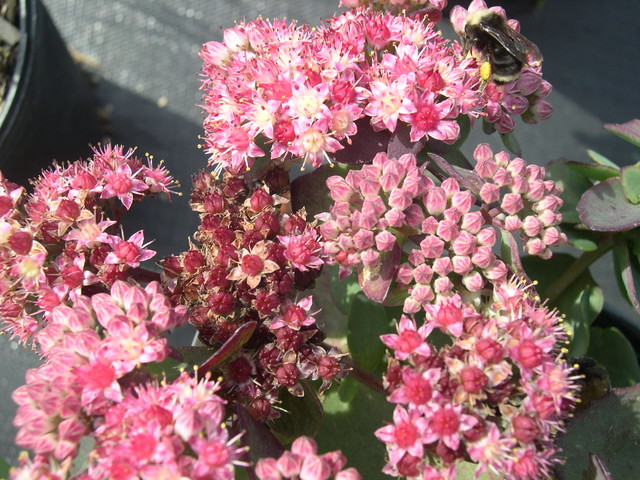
[[479, 24, 542, 65]]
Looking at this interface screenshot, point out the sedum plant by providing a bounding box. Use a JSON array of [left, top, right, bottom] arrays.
[[1, 0, 637, 479]]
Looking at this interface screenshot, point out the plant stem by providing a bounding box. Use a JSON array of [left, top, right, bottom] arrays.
[[341, 356, 387, 396], [545, 235, 614, 304]]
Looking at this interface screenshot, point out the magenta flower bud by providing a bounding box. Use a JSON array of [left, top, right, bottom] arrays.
[[476, 227, 497, 246], [528, 100, 554, 123], [522, 216, 543, 237], [403, 296, 421, 314], [479, 183, 500, 204], [327, 176, 354, 202], [250, 188, 274, 212], [8, 231, 33, 255], [277, 451, 302, 477], [359, 178, 381, 197], [525, 179, 546, 202], [462, 271, 484, 291], [362, 196, 386, 218], [200, 41, 231, 67], [504, 215, 523, 232], [493, 168, 513, 188], [538, 209, 560, 227], [420, 235, 445, 259], [425, 187, 447, 215], [322, 450, 347, 474], [433, 256, 452, 276], [384, 208, 406, 228], [56, 199, 81, 221], [471, 246, 494, 269], [375, 230, 396, 251], [494, 151, 511, 168], [388, 189, 412, 210], [501, 193, 524, 215], [421, 216, 438, 235], [534, 195, 561, 212], [361, 249, 380, 266], [473, 143, 494, 163], [300, 454, 332, 480], [512, 414, 540, 444], [352, 229, 374, 250], [410, 263, 432, 285], [517, 70, 542, 95], [452, 255, 473, 275], [537, 79, 553, 98], [411, 284, 434, 305], [223, 26, 249, 52], [356, 211, 378, 230], [542, 227, 562, 246], [407, 249, 425, 266], [436, 219, 459, 242], [396, 263, 414, 284], [380, 172, 401, 193], [460, 366, 488, 393], [404, 204, 425, 229], [433, 276, 453, 294], [336, 468, 362, 480], [255, 457, 283, 480], [450, 191, 474, 213], [460, 211, 483, 234], [512, 175, 528, 194], [451, 231, 476, 256], [496, 114, 516, 134], [476, 338, 503, 363], [292, 436, 318, 456], [532, 393, 556, 420], [484, 260, 508, 282], [502, 94, 529, 115], [525, 238, 546, 256], [516, 339, 543, 369]]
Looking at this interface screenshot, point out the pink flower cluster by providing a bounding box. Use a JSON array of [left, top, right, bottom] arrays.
[[9, 282, 241, 479], [255, 436, 361, 480], [166, 168, 344, 420], [199, 4, 548, 175], [376, 280, 577, 479], [0, 144, 177, 344], [319, 148, 565, 314]]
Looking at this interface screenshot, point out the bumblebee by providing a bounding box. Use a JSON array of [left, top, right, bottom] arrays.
[[462, 9, 543, 84]]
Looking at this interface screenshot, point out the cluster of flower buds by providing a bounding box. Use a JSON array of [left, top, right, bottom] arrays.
[[255, 436, 361, 480], [376, 280, 577, 479], [0, 144, 178, 344], [319, 148, 565, 315], [165, 168, 344, 420], [199, 2, 547, 175]]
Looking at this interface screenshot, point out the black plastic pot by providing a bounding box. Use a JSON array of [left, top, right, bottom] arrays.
[[0, 0, 102, 186]]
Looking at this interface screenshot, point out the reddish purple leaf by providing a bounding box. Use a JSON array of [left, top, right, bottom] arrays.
[[578, 178, 640, 232], [604, 119, 640, 147], [200, 321, 257, 373], [333, 118, 390, 165], [428, 153, 484, 193], [357, 243, 401, 303], [235, 405, 284, 463], [386, 122, 426, 159]]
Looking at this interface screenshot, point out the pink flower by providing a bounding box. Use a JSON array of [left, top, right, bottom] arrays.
[[381, 315, 432, 360], [227, 240, 280, 288], [103, 230, 156, 268], [100, 163, 149, 209]]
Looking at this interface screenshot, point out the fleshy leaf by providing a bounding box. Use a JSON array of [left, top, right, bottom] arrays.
[[313, 264, 350, 337], [348, 292, 391, 373], [358, 242, 401, 303], [499, 131, 521, 156], [315, 381, 392, 480], [566, 160, 619, 182], [428, 153, 484, 193], [268, 382, 323, 441], [578, 178, 640, 231], [456, 461, 496, 480], [612, 239, 640, 314], [387, 122, 427, 159], [604, 119, 640, 148], [556, 384, 640, 480], [586, 327, 640, 387], [582, 453, 614, 480], [621, 165, 640, 204], [291, 163, 347, 217], [0, 457, 9, 479], [236, 405, 284, 463], [333, 117, 390, 165], [482, 118, 496, 135], [561, 224, 599, 252], [200, 321, 257, 373], [546, 159, 594, 224], [327, 263, 361, 315], [586, 149, 619, 169]]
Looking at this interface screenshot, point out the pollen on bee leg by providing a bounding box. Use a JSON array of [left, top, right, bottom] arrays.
[[480, 61, 492, 82]]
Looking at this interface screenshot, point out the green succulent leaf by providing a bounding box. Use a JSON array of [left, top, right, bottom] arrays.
[[546, 159, 594, 224], [582, 453, 614, 480], [348, 292, 392, 373], [291, 163, 346, 217], [556, 384, 640, 480], [268, 382, 324, 442], [316, 381, 392, 480], [578, 178, 640, 232], [612, 239, 640, 315], [499, 131, 522, 156], [566, 160, 619, 182], [604, 119, 640, 148], [586, 149, 619, 169], [621, 165, 640, 204], [586, 327, 640, 387], [560, 224, 599, 252]]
